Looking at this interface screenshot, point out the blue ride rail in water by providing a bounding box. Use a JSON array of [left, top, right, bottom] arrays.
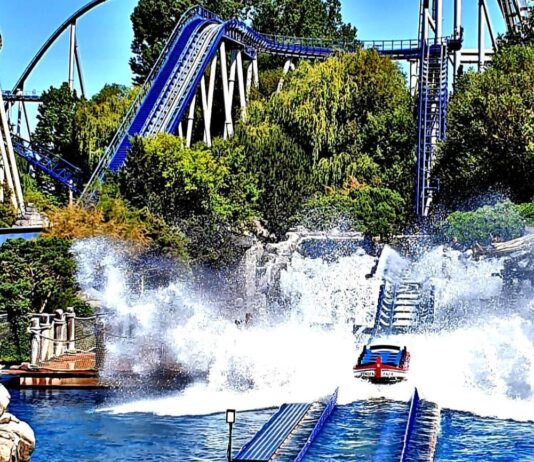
[[234, 389, 338, 462]]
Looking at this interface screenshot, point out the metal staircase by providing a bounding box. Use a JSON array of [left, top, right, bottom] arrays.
[[373, 272, 434, 336], [415, 40, 449, 217], [10, 134, 82, 192]]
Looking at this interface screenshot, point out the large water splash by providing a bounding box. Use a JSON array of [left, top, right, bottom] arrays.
[[73, 237, 534, 421]]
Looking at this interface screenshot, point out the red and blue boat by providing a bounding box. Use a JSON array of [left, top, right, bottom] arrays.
[[353, 344, 410, 383]]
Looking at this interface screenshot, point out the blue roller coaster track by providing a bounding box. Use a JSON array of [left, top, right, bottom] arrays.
[[84, 5, 455, 201], [10, 135, 82, 193]]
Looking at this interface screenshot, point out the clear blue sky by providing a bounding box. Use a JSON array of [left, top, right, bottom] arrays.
[[0, 0, 507, 99]]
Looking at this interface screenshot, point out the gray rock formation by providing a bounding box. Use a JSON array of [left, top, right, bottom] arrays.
[[0, 385, 35, 462], [235, 227, 366, 318]]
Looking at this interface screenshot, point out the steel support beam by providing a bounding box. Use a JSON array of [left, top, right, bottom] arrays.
[[0, 90, 24, 212], [186, 94, 196, 147], [454, 0, 462, 81], [68, 22, 76, 91], [220, 42, 234, 139], [236, 52, 247, 120], [74, 37, 86, 98]]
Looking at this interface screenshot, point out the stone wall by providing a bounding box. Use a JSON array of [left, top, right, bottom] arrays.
[[0, 385, 35, 462]]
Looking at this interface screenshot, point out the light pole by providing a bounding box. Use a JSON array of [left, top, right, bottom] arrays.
[[226, 409, 236, 462]]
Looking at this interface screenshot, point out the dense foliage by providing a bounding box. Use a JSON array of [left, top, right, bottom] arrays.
[[0, 238, 91, 361], [294, 178, 405, 237], [45, 188, 188, 261], [237, 52, 415, 235], [252, 0, 356, 42], [442, 201, 525, 247], [433, 45, 534, 207], [74, 84, 138, 174], [0, 200, 17, 228], [117, 134, 258, 264]]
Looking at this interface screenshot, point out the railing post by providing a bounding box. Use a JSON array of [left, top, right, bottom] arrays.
[[95, 315, 107, 371], [53, 309, 66, 357], [39, 314, 52, 362], [29, 315, 41, 368], [66, 307, 76, 353]]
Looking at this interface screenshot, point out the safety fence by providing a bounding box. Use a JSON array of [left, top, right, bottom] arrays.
[[28, 308, 105, 370]]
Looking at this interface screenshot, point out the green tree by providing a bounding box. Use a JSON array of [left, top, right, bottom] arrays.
[[252, 0, 356, 43], [0, 238, 90, 361], [32, 82, 79, 196], [74, 84, 138, 175], [34, 82, 79, 163], [265, 52, 415, 199], [236, 112, 316, 236], [433, 45, 534, 207], [293, 178, 405, 238], [118, 133, 259, 224]]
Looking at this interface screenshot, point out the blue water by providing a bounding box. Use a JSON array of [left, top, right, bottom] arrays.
[[4, 385, 534, 461]]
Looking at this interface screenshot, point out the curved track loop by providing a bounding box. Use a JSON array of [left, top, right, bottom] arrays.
[[11, 0, 108, 92]]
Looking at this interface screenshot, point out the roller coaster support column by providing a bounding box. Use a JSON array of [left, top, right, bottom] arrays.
[[277, 59, 295, 93], [201, 57, 217, 146], [68, 22, 76, 91], [236, 52, 247, 121], [220, 42, 234, 139], [454, 0, 462, 80], [477, 0, 498, 71], [433, 0, 443, 40], [0, 90, 24, 213], [186, 95, 196, 147], [409, 60, 418, 96], [245, 57, 259, 100]]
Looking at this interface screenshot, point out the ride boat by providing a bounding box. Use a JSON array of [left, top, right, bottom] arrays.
[[353, 344, 410, 383]]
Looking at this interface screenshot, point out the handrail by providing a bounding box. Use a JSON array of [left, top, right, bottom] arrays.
[[400, 387, 420, 462], [293, 388, 338, 462]]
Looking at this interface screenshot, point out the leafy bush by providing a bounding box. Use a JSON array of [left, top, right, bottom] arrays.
[[294, 178, 405, 238], [434, 45, 534, 206], [0, 200, 17, 228], [443, 201, 525, 246], [118, 134, 259, 226], [45, 187, 188, 262], [517, 202, 534, 226]]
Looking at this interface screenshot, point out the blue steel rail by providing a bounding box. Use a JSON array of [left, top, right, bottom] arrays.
[[400, 388, 421, 462], [235, 389, 338, 461], [11, 134, 82, 192], [293, 389, 338, 462], [234, 403, 311, 461]]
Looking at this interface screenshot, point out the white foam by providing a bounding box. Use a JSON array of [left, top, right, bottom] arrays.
[[75, 238, 534, 422]]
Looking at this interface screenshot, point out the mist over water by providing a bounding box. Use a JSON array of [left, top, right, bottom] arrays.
[[72, 237, 534, 422]]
